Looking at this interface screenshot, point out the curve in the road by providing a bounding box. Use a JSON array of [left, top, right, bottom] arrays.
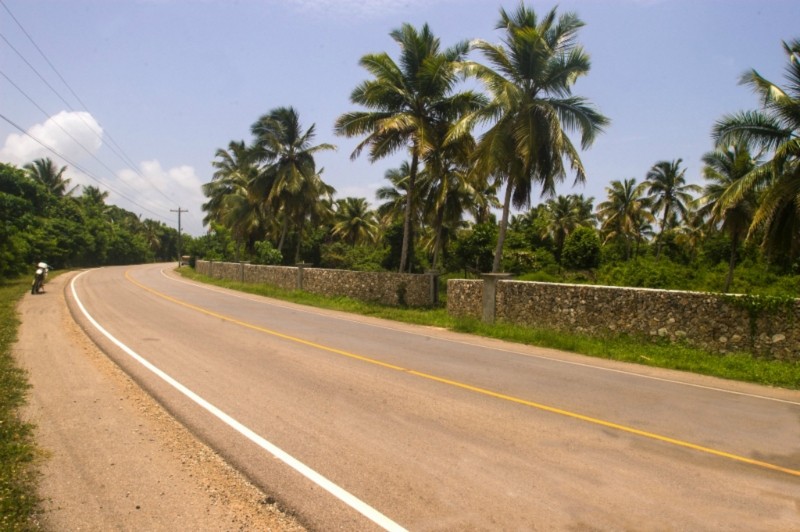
[[70, 270, 408, 532], [124, 269, 800, 479]]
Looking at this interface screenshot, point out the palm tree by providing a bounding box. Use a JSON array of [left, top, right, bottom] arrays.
[[24, 157, 77, 197], [203, 140, 265, 255], [460, 4, 608, 272], [332, 197, 379, 246], [335, 23, 479, 272], [713, 39, 800, 264], [251, 107, 336, 256], [376, 162, 414, 228], [419, 119, 478, 270], [596, 178, 650, 260], [540, 194, 595, 263], [644, 159, 701, 258], [700, 143, 758, 291]]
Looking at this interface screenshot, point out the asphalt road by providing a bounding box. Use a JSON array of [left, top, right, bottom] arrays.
[[66, 263, 800, 530]]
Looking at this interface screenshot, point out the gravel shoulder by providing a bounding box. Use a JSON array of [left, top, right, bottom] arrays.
[[13, 271, 305, 531]]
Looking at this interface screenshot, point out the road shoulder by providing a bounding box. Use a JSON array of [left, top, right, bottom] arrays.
[[14, 271, 304, 531]]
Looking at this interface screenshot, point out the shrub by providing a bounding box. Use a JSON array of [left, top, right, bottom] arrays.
[[562, 227, 601, 270]]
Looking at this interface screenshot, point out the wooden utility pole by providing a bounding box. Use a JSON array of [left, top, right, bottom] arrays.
[[171, 207, 188, 265]]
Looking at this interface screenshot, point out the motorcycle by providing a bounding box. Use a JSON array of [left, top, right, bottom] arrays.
[[31, 262, 49, 295]]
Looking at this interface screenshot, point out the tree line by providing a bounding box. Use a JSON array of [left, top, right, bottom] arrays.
[[0, 158, 180, 279], [199, 4, 799, 295]]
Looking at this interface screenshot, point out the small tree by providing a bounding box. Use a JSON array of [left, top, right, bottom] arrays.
[[562, 226, 601, 270]]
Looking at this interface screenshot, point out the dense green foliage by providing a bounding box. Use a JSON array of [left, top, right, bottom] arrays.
[[0, 162, 180, 280], [0, 277, 42, 530], [196, 7, 798, 297]]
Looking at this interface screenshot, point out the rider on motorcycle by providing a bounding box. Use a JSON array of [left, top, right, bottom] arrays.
[[32, 261, 50, 294]]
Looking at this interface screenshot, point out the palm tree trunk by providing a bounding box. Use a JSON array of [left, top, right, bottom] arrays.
[[492, 179, 513, 273], [399, 151, 419, 273], [278, 219, 288, 252], [432, 206, 445, 271], [724, 234, 738, 293]]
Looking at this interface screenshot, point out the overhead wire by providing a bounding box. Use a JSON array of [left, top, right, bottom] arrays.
[[0, 69, 173, 211], [0, 0, 181, 209], [0, 112, 171, 223]]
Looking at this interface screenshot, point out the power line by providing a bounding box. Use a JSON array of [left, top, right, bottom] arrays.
[[0, 69, 173, 212], [0, 112, 171, 223], [0, 1, 178, 206]]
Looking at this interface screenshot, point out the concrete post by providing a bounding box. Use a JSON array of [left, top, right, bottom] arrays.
[[481, 273, 512, 324], [296, 263, 312, 291], [426, 270, 440, 306]]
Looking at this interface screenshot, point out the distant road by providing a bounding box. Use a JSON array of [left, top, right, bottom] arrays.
[[68, 263, 800, 530]]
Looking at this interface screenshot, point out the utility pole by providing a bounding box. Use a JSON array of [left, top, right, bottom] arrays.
[[171, 207, 188, 266]]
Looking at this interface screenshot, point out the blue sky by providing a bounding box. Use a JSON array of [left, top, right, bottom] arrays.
[[1, 0, 797, 236]]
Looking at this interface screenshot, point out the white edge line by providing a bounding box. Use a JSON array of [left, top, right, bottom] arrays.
[[162, 268, 800, 407], [70, 270, 407, 532]]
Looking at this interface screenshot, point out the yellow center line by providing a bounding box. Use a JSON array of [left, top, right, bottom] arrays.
[[126, 270, 800, 479]]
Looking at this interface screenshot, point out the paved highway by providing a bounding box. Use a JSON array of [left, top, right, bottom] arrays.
[[67, 263, 800, 530]]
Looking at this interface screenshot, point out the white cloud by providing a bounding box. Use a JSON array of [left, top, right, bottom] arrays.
[[0, 111, 103, 166], [115, 159, 206, 233]]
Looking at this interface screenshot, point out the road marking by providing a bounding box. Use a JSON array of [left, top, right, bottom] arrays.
[[70, 271, 407, 532], [134, 269, 800, 479], [161, 268, 800, 407]]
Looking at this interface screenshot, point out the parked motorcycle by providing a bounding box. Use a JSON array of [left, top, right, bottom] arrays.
[[31, 262, 49, 295]]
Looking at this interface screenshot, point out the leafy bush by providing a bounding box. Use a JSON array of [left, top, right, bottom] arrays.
[[562, 226, 601, 270], [320, 242, 387, 271], [252, 240, 283, 265]]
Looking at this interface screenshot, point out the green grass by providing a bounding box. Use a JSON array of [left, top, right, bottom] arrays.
[[179, 268, 800, 390], [0, 277, 42, 531]]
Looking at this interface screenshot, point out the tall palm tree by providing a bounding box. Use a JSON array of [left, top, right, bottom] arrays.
[[332, 197, 379, 246], [460, 4, 608, 272], [713, 39, 800, 264], [644, 159, 701, 258], [24, 157, 77, 197], [335, 23, 478, 272], [541, 194, 595, 263], [419, 119, 478, 270], [251, 107, 335, 255], [597, 178, 650, 260], [700, 143, 758, 291], [203, 140, 265, 255], [376, 162, 414, 228]]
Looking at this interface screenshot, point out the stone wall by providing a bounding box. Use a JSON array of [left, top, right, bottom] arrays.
[[446, 280, 484, 319], [447, 279, 799, 361], [194, 260, 435, 307]]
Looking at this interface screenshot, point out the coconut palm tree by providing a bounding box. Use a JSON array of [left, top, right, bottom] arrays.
[[335, 23, 479, 272], [419, 119, 479, 270], [251, 107, 335, 255], [332, 197, 379, 246], [540, 194, 595, 263], [713, 39, 800, 264], [202, 140, 265, 255], [699, 143, 758, 291], [459, 4, 608, 273], [597, 178, 650, 260], [24, 157, 77, 197], [376, 163, 414, 227], [644, 159, 701, 258]]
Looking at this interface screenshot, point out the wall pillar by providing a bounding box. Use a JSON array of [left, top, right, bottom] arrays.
[[296, 263, 312, 290], [481, 273, 512, 324], [427, 270, 440, 306]]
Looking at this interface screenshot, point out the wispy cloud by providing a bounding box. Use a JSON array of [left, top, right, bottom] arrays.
[[0, 111, 102, 166]]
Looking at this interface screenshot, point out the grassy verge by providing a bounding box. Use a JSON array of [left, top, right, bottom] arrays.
[[0, 277, 42, 531], [178, 268, 800, 390]]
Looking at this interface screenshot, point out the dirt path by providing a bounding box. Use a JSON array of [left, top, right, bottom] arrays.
[[14, 271, 306, 531]]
